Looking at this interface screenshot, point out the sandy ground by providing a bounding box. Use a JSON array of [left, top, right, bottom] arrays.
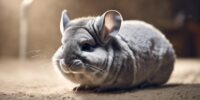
[[0, 58, 199, 100]]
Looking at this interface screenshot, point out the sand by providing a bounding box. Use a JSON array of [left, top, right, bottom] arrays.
[[0, 58, 199, 100]]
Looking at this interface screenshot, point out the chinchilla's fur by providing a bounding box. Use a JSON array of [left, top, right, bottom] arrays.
[[52, 10, 175, 91]]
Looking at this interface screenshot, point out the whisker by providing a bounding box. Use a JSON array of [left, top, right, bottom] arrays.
[[88, 67, 105, 74], [86, 64, 107, 73]]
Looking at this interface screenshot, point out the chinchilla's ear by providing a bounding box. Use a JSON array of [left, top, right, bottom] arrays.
[[94, 10, 122, 44], [60, 9, 70, 35]]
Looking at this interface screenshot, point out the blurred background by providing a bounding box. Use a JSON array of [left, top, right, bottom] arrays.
[[0, 1, 200, 98], [0, 0, 200, 59]]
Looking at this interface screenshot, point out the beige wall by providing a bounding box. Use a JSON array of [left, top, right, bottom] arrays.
[[0, 0, 172, 58], [0, 0, 21, 57]]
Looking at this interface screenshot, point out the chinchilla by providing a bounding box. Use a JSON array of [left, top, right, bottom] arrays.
[[52, 10, 175, 91]]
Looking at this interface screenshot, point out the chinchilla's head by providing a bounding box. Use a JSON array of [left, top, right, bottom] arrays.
[[53, 10, 122, 85]]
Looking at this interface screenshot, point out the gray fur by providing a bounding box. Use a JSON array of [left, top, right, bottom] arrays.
[[52, 10, 175, 90]]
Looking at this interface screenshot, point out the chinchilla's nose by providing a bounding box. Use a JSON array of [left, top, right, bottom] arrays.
[[64, 55, 79, 66], [59, 59, 71, 73], [60, 59, 67, 66]]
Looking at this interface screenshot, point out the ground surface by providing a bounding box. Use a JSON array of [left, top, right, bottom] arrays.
[[0, 59, 199, 100]]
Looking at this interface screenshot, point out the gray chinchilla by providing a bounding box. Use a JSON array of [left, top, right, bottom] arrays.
[[52, 10, 176, 91]]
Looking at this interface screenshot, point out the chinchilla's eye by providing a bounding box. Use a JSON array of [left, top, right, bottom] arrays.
[[81, 43, 94, 52]]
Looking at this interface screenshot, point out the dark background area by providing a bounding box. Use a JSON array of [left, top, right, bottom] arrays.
[[0, 0, 200, 59]]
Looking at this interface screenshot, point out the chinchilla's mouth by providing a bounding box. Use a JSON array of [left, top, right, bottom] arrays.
[[59, 59, 84, 73], [71, 59, 83, 67]]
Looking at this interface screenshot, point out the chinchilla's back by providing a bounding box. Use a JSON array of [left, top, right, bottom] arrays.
[[118, 20, 175, 85]]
